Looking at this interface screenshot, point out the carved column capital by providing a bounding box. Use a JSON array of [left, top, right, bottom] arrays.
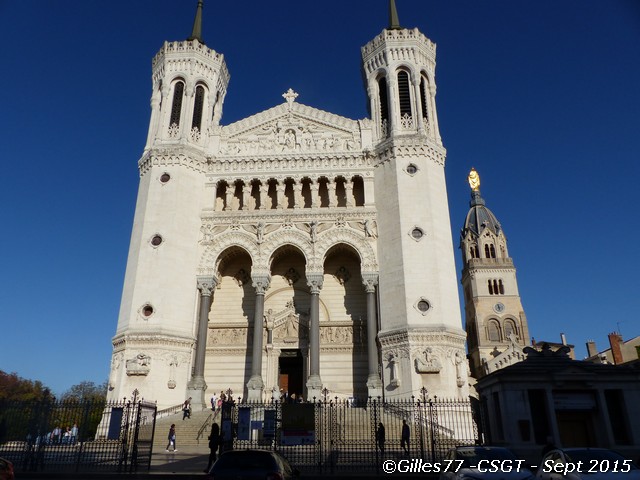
[[197, 276, 218, 296], [306, 273, 324, 294], [252, 275, 271, 295], [361, 272, 379, 293]]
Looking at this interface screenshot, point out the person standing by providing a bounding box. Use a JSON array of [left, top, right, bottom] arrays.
[[166, 424, 176, 452], [211, 393, 218, 411], [182, 397, 192, 420], [376, 422, 385, 456], [205, 423, 223, 473], [401, 419, 410, 455]]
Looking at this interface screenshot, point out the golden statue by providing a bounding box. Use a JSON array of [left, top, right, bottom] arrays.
[[468, 168, 480, 191]]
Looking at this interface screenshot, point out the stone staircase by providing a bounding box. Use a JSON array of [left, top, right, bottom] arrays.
[[153, 408, 220, 451]]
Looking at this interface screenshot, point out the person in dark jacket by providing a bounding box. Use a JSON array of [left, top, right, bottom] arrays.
[[205, 423, 223, 473], [166, 424, 176, 452]]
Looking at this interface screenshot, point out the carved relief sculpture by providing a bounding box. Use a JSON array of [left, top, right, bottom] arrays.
[[126, 353, 151, 376], [414, 347, 442, 374]]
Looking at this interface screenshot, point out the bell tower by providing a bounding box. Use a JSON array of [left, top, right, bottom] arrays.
[[109, 0, 229, 409], [362, 1, 468, 399], [460, 169, 531, 379]]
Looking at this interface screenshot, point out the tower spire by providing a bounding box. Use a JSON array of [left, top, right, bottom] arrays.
[[388, 0, 401, 30], [188, 0, 204, 43]]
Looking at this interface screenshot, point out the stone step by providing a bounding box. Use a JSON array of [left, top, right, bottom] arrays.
[[153, 409, 220, 449]]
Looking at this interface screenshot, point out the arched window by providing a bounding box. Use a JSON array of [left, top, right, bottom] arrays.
[[488, 321, 501, 342], [169, 81, 185, 127], [397, 70, 412, 120], [420, 76, 429, 123], [378, 77, 389, 134], [490, 244, 496, 258], [488, 279, 493, 295], [504, 320, 517, 339], [498, 279, 505, 294], [192, 85, 205, 131], [484, 244, 490, 258]]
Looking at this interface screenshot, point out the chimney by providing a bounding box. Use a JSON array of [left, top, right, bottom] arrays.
[[560, 333, 567, 345], [586, 340, 598, 358], [608, 332, 624, 365]]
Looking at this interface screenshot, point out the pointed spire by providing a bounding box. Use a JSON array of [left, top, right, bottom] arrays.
[[187, 0, 204, 43], [388, 0, 402, 30]]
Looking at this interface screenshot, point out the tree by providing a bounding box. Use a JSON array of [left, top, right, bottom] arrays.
[[61, 380, 108, 402], [0, 370, 53, 402]]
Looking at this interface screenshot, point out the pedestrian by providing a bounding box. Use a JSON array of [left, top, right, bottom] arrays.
[[376, 422, 385, 455], [205, 423, 223, 473], [401, 419, 410, 455], [70, 422, 78, 444], [211, 392, 218, 411], [182, 397, 192, 420], [166, 424, 177, 452]]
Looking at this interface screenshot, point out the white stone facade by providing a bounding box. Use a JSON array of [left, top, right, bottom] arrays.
[[109, 8, 468, 409]]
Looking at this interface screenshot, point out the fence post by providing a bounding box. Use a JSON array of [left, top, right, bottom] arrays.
[[428, 399, 436, 460], [75, 401, 91, 472]]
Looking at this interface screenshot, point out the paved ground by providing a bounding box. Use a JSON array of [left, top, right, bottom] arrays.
[[15, 446, 437, 479]]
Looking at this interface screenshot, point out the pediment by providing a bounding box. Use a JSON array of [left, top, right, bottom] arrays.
[[219, 98, 366, 156]]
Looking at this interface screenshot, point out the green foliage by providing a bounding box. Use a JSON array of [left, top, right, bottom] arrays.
[[61, 380, 108, 403], [0, 370, 53, 402]]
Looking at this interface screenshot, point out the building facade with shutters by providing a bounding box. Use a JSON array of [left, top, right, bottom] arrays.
[[108, 1, 469, 409]]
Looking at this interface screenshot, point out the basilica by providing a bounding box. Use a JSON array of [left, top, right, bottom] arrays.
[[108, 1, 530, 409]]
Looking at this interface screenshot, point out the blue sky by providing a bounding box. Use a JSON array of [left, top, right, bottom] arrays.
[[1, 1, 639, 396]]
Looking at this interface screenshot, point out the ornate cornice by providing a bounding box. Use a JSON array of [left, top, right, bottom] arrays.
[[374, 137, 446, 167], [112, 332, 194, 351], [205, 154, 373, 176], [138, 149, 208, 175]]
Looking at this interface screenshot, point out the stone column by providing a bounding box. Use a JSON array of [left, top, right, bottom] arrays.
[[413, 78, 425, 133], [429, 85, 441, 143], [363, 274, 382, 397], [259, 181, 269, 210], [306, 274, 324, 400], [247, 275, 270, 401], [187, 276, 217, 410], [387, 78, 398, 134]]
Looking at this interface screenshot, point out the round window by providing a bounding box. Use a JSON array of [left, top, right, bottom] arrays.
[[417, 300, 430, 312], [142, 305, 154, 317], [160, 173, 171, 183], [406, 164, 418, 175], [151, 235, 163, 246], [411, 228, 424, 240]]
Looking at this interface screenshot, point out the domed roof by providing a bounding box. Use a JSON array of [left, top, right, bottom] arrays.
[[462, 190, 502, 238]]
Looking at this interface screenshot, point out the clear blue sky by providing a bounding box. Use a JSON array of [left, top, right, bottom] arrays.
[[1, 1, 639, 396]]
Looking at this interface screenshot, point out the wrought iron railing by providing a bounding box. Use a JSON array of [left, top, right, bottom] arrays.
[[0, 397, 156, 474], [213, 396, 482, 474]]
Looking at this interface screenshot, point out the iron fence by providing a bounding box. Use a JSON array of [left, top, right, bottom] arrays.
[[222, 396, 484, 474], [0, 396, 156, 474]]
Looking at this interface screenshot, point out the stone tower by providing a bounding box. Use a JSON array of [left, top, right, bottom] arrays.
[[460, 169, 530, 379], [361, 1, 469, 399], [108, 1, 229, 407], [108, 1, 469, 409]]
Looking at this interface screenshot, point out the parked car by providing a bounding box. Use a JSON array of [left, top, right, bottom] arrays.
[[0, 458, 14, 480], [206, 449, 299, 479], [536, 448, 639, 480], [440, 446, 534, 480]]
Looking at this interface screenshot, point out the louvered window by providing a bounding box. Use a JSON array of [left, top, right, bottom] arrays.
[[397, 71, 412, 117], [170, 81, 184, 127], [420, 77, 429, 122], [378, 77, 389, 126], [192, 85, 205, 131]]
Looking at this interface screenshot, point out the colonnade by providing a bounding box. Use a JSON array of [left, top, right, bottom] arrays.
[[188, 271, 382, 406], [212, 175, 369, 211]]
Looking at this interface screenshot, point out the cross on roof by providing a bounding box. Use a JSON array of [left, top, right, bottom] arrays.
[[283, 88, 299, 106]]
